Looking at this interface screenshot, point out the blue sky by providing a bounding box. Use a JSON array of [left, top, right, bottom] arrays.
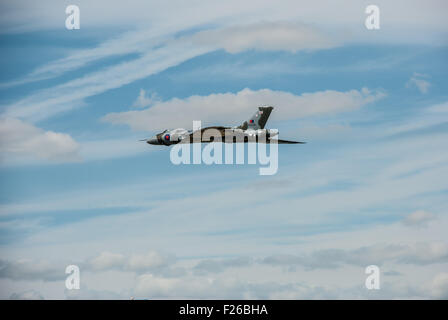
[[0, 0, 448, 299]]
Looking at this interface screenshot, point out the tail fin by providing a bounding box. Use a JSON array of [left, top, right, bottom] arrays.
[[239, 106, 273, 130]]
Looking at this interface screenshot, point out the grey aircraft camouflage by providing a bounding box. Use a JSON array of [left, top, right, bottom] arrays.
[[143, 106, 305, 146]]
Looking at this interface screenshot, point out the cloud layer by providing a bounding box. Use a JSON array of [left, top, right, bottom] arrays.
[[2, 241, 448, 299], [191, 22, 339, 53], [103, 87, 385, 131]]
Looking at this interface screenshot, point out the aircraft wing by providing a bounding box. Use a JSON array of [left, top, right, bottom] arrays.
[[269, 139, 306, 144], [179, 126, 306, 144], [182, 126, 228, 143]]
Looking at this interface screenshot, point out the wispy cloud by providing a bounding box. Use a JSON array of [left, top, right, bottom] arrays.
[[3, 41, 210, 122], [131, 89, 160, 109], [263, 242, 448, 269], [406, 72, 431, 94], [402, 210, 436, 228], [2, 22, 341, 123], [191, 22, 340, 53]]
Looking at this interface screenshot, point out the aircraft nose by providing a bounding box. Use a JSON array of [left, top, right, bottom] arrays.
[[146, 136, 159, 145]]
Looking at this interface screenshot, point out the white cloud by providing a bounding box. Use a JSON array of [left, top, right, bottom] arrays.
[[131, 272, 435, 299], [1, 0, 447, 46], [402, 210, 436, 227], [103, 87, 385, 131], [87, 252, 126, 272], [0, 27, 185, 88], [65, 287, 125, 300], [10, 290, 44, 300], [191, 22, 339, 53], [0, 259, 64, 282], [2, 237, 448, 299], [398, 242, 448, 265], [132, 273, 351, 299], [0, 122, 150, 166], [406, 73, 431, 94], [4, 41, 210, 122], [134, 274, 180, 297], [0, 250, 176, 286], [262, 242, 448, 269], [132, 89, 159, 108], [2, 21, 338, 88], [428, 101, 448, 113], [0, 1, 445, 91], [383, 101, 448, 138], [0, 117, 80, 163], [193, 257, 253, 275], [85, 250, 175, 275], [2, 22, 339, 122], [430, 272, 448, 299], [127, 251, 172, 272]]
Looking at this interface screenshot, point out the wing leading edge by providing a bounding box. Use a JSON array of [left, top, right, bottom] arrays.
[[268, 139, 306, 144]]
